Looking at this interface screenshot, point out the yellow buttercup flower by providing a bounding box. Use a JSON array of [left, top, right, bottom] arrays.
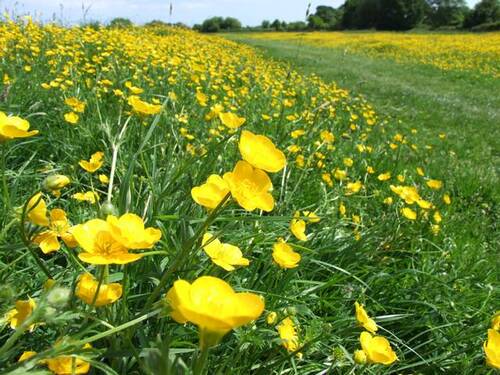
[[390, 185, 421, 204], [18, 351, 37, 362], [106, 213, 162, 249], [426, 179, 443, 190], [46, 343, 92, 374], [218, 112, 246, 129], [272, 240, 301, 269], [4, 298, 37, 331], [79, 151, 104, 173], [34, 208, 77, 254], [72, 191, 99, 204], [191, 174, 230, 209], [0, 111, 38, 142], [26, 192, 49, 226], [72, 219, 142, 265], [166, 276, 264, 348], [128, 95, 162, 115], [278, 317, 299, 352], [484, 329, 500, 369], [223, 160, 274, 212], [64, 112, 79, 124], [346, 180, 363, 195], [202, 233, 249, 271], [359, 331, 398, 365], [125, 81, 143, 94], [303, 211, 320, 223], [443, 193, 451, 205], [238, 130, 286, 173], [290, 212, 307, 241], [377, 172, 391, 181], [266, 311, 278, 325], [355, 302, 378, 333], [401, 207, 417, 220], [75, 273, 122, 307], [65, 97, 85, 113]]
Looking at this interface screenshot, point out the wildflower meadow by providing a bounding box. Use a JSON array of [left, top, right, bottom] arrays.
[[0, 15, 498, 375]]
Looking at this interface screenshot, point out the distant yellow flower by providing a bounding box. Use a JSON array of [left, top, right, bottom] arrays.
[[64, 112, 79, 124], [359, 331, 397, 365], [4, 298, 36, 331], [426, 179, 442, 190], [125, 81, 143, 94], [34, 209, 77, 254], [401, 207, 417, 220], [266, 311, 278, 325], [320, 130, 335, 143], [72, 191, 99, 204], [377, 172, 391, 181], [433, 210, 442, 223], [106, 213, 162, 249], [343, 158, 354, 167], [64, 97, 85, 113], [416, 199, 432, 209], [346, 181, 363, 195], [238, 130, 286, 173], [366, 166, 375, 174], [202, 233, 250, 271], [291, 129, 305, 138], [191, 174, 230, 209], [0, 112, 38, 142], [75, 273, 122, 307], [128, 95, 162, 115], [355, 302, 378, 333], [272, 240, 301, 269], [339, 202, 346, 216], [166, 276, 264, 348], [278, 317, 299, 352], [79, 151, 104, 173], [46, 343, 92, 374], [443, 193, 451, 205], [383, 197, 393, 205], [25, 192, 49, 227], [416, 167, 425, 176], [218, 112, 245, 129], [390, 185, 421, 204], [290, 212, 307, 241], [484, 329, 500, 369], [334, 168, 347, 180], [98, 174, 109, 184], [223, 160, 274, 212]]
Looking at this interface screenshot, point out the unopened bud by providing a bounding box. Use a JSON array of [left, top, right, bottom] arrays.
[[43, 174, 70, 191], [99, 202, 118, 217], [46, 286, 70, 307], [354, 349, 367, 365]]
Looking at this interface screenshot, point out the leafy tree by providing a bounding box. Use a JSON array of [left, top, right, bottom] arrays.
[[427, 0, 469, 27], [261, 20, 270, 29], [200, 17, 223, 32], [463, 0, 500, 27], [287, 21, 307, 31], [109, 17, 133, 28], [308, 5, 342, 29], [270, 19, 283, 30], [220, 17, 242, 30], [376, 0, 427, 29], [308, 15, 327, 29]]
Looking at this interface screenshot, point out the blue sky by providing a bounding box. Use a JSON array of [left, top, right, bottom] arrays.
[[1, 0, 480, 26]]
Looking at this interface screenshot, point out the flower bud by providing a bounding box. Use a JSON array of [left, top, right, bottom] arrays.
[[354, 349, 367, 364], [99, 202, 118, 217], [46, 286, 70, 307], [266, 311, 277, 325], [43, 174, 70, 191]]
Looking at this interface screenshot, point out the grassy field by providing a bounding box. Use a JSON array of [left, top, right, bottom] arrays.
[[0, 21, 499, 375]]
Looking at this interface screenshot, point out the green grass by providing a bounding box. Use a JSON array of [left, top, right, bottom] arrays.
[[221, 34, 500, 372]]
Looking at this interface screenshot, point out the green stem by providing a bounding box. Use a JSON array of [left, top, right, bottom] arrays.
[[193, 345, 210, 375], [140, 193, 231, 315], [1, 143, 11, 212]]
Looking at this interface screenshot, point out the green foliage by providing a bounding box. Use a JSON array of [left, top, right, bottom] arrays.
[[308, 6, 343, 30], [463, 0, 500, 28], [377, 0, 427, 29], [426, 0, 469, 27], [108, 17, 133, 28], [200, 17, 242, 33]]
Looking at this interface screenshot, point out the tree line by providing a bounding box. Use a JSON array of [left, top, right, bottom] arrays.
[[195, 0, 499, 32]]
